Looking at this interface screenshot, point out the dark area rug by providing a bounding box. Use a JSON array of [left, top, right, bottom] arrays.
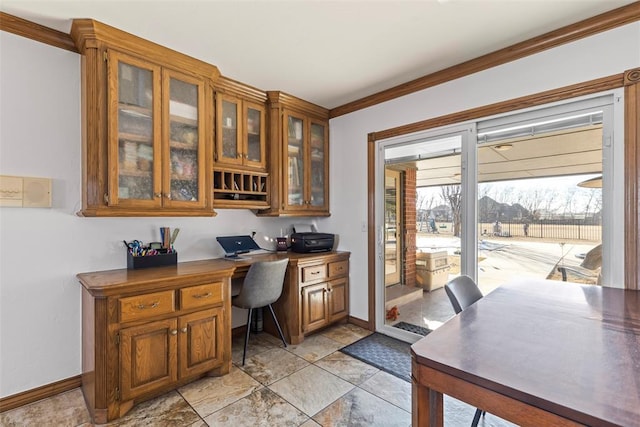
[[340, 333, 412, 382], [392, 321, 432, 336]]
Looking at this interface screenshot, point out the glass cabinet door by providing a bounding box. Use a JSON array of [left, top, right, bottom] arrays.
[[216, 95, 242, 166], [164, 70, 205, 207], [244, 101, 265, 169], [309, 121, 327, 208], [108, 51, 162, 207], [285, 114, 306, 208]]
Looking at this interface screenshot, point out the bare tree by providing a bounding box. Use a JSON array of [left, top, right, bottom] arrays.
[[441, 185, 462, 237]]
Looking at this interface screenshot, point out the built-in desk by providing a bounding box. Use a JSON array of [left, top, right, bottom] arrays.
[[76, 250, 349, 423]]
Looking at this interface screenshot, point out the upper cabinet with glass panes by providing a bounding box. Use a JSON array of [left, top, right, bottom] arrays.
[[258, 91, 330, 217], [71, 19, 219, 217], [215, 92, 266, 170]]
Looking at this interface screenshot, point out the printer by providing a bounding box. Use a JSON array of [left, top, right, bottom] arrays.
[[290, 232, 334, 253]]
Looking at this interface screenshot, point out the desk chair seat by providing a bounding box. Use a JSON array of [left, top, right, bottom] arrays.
[[233, 258, 289, 365], [444, 275, 486, 427]]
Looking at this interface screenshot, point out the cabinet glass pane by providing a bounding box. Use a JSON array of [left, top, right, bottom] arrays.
[[287, 116, 305, 206], [169, 78, 199, 201], [118, 62, 154, 200], [246, 107, 262, 162], [310, 122, 325, 206], [221, 100, 238, 160]]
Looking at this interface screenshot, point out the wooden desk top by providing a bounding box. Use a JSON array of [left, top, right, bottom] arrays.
[[411, 279, 640, 427], [77, 251, 350, 296]]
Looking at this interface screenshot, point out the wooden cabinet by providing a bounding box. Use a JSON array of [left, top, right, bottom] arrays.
[[212, 78, 270, 209], [259, 91, 330, 217], [77, 260, 234, 423], [71, 19, 219, 216], [215, 93, 266, 170], [265, 252, 349, 344]]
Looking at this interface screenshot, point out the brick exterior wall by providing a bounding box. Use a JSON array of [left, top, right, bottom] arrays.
[[403, 168, 417, 287]]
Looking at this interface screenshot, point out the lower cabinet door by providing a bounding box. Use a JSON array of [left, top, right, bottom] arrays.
[[301, 283, 328, 333], [178, 308, 224, 378], [120, 318, 178, 401], [328, 278, 348, 322]]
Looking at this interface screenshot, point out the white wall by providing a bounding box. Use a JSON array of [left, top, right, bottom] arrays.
[[324, 22, 640, 322], [0, 32, 318, 397]]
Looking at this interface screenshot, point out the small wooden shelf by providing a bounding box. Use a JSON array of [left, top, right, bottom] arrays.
[[213, 168, 268, 209]]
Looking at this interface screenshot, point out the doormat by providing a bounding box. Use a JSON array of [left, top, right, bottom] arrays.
[[392, 321, 432, 336], [340, 333, 411, 382]]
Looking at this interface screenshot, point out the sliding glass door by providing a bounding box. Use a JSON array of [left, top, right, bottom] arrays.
[[376, 127, 473, 342], [374, 92, 623, 342]]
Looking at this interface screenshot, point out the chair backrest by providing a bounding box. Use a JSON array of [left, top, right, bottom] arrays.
[[444, 275, 483, 314], [580, 244, 602, 270], [233, 258, 289, 309]]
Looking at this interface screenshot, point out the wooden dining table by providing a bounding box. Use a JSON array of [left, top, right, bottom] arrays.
[[411, 279, 640, 427]]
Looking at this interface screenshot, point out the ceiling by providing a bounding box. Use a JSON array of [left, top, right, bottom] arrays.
[[388, 125, 603, 187], [1, 0, 636, 110]]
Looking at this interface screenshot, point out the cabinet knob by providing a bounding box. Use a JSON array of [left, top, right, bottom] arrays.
[[181, 327, 188, 333], [165, 193, 172, 200], [170, 329, 178, 335], [154, 193, 162, 198]]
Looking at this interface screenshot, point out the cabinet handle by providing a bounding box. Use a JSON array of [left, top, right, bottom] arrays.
[[192, 292, 212, 299], [181, 327, 188, 333], [170, 329, 178, 335], [137, 301, 159, 310], [165, 193, 172, 200], [154, 193, 162, 198]]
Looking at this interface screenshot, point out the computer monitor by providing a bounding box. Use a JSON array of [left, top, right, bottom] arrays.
[[216, 235, 261, 257]]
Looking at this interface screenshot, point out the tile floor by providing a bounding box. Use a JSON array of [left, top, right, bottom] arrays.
[[0, 323, 515, 427]]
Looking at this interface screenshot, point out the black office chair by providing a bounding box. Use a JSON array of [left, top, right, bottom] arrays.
[[444, 275, 486, 427], [232, 258, 289, 365]]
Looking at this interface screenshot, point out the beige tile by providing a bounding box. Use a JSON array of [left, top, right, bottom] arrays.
[[315, 352, 379, 385], [269, 365, 354, 416], [0, 388, 90, 427], [313, 387, 411, 427], [204, 387, 309, 426], [320, 323, 373, 346], [99, 390, 200, 426], [286, 334, 344, 362], [359, 370, 411, 412], [178, 366, 262, 418], [298, 420, 322, 427], [240, 347, 309, 385], [232, 331, 285, 365]]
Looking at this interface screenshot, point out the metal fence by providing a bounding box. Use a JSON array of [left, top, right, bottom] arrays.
[[420, 220, 602, 242], [479, 220, 601, 242]]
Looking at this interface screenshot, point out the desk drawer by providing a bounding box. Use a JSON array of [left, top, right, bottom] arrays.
[[180, 282, 223, 310], [328, 261, 348, 278], [119, 290, 175, 323], [302, 264, 327, 283]]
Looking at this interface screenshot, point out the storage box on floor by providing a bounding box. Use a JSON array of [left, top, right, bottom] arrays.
[[416, 250, 450, 291]]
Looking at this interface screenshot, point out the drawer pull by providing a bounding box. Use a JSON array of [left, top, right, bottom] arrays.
[[192, 292, 212, 299], [310, 271, 320, 275], [137, 301, 159, 310]]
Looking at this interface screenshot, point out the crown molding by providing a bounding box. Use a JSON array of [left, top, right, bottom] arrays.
[[330, 2, 640, 118], [0, 12, 77, 52]]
